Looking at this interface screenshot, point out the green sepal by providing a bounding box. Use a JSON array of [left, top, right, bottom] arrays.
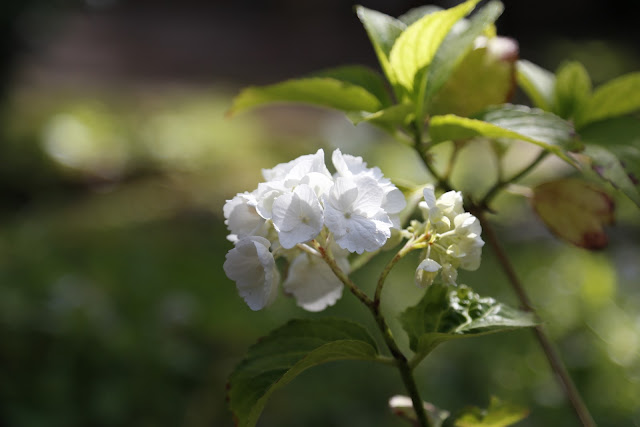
[[227, 318, 381, 427]]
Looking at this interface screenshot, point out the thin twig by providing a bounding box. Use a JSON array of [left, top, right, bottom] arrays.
[[475, 211, 597, 427]]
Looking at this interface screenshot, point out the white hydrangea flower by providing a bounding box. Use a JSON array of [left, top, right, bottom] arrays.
[[323, 175, 394, 254], [415, 258, 441, 288], [271, 184, 324, 249], [332, 149, 406, 227], [223, 236, 280, 311], [283, 252, 348, 312], [414, 188, 485, 286], [223, 191, 269, 242], [262, 148, 331, 186]]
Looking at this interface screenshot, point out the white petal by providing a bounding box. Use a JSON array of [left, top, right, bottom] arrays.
[[223, 236, 279, 310], [271, 185, 324, 249], [223, 192, 268, 239], [351, 176, 384, 215], [283, 253, 345, 312], [415, 258, 442, 288], [330, 212, 391, 254]]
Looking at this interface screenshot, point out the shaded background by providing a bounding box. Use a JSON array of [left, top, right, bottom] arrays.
[[1, 1, 639, 426]]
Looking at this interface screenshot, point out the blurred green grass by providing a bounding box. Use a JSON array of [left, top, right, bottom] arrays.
[[0, 87, 639, 427]]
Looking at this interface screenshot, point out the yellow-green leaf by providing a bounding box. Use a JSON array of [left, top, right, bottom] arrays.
[[389, 0, 480, 95], [228, 77, 383, 116], [577, 72, 640, 128], [454, 396, 529, 427], [553, 61, 592, 120], [516, 60, 555, 111]]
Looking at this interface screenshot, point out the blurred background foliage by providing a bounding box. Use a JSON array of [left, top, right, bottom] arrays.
[[0, 1, 639, 426]]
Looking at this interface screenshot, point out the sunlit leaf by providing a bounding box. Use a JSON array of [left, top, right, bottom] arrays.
[[227, 318, 380, 427], [355, 6, 406, 87], [428, 105, 578, 164], [577, 72, 640, 128], [425, 1, 505, 111], [553, 61, 592, 120], [313, 65, 393, 108], [397, 5, 443, 26], [347, 103, 414, 128], [516, 60, 556, 111], [400, 283, 536, 364], [429, 36, 517, 117], [532, 178, 615, 249], [227, 77, 383, 116], [389, 0, 480, 96], [454, 396, 529, 427], [579, 116, 640, 207], [389, 395, 450, 427]]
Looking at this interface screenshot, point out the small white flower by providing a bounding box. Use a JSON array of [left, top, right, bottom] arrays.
[[283, 253, 348, 312], [262, 148, 331, 186], [324, 176, 393, 254], [415, 258, 441, 288], [271, 184, 324, 249], [223, 236, 280, 310], [223, 192, 269, 241], [332, 149, 406, 227]]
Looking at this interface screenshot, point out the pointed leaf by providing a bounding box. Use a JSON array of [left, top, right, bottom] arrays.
[[400, 283, 536, 363], [398, 5, 443, 26], [428, 105, 578, 164], [227, 318, 380, 427], [356, 6, 406, 87], [425, 1, 505, 110], [532, 178, 615, 249], [313, 65, 393, 108], [579, 116, 640, 206], [553, 61, 592, 120], [516, 60, 556, 111], [389, 0, 480, 95], [347, 103, 414, 128], [454, 396, 529, 427], [429, 36, 517, 117], [228, 77, 383, 116], [576, 72, 640, 128]]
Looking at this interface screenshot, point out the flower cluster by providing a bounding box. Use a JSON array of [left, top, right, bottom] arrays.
[[223, 149, 406, 311], [414, 186, 485, 288]]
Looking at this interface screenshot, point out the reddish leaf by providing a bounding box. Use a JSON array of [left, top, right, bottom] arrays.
[[532, 179, 614, 249]]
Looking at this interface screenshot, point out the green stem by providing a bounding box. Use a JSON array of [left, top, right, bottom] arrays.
[[480, 150, 549, 208], [317, 241, 431, 427], [475, 211, 596, 427]]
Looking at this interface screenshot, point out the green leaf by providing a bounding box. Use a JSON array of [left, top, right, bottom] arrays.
[[425, 1, 505, 110], [400, 283, 536, 364], [532, 178, 615, 249], [453, 396, 529, 427], [347, 102, 415, 128], [429, 36, 517, 117], [398, 5, 443, 26], [228, 77, 384, 116], [577, 72, 640, 128], [580, 116, 640, 207], [389, 0, 480, 96], [227, 318, 380, 427], [553, 61, 592, 120], [313, 65, 393, 108], [428, 105, 578, 164], [516, 60, 556, 111], [355, 6, 406, 88]]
